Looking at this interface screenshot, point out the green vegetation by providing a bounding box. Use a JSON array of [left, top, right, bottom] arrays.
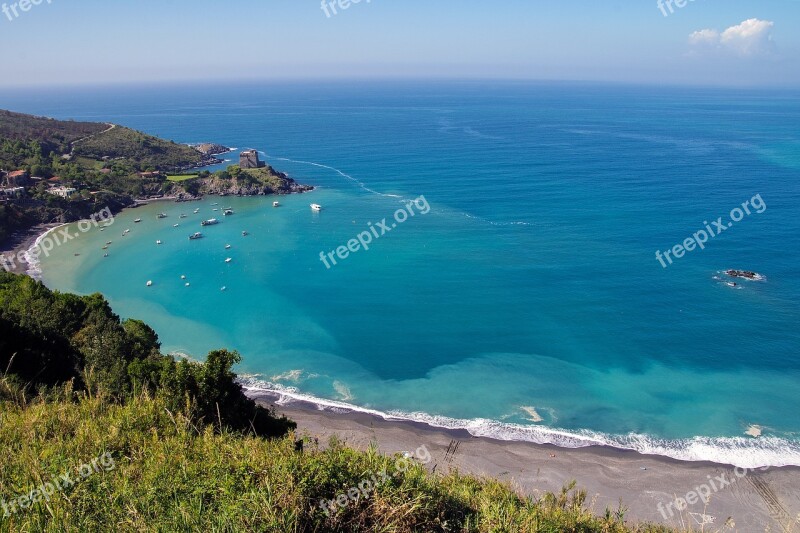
[[166, 174, 199, 182], [0, 272, 676, 532], [0, 272, 293, 438], [73, 126, 211, 171]]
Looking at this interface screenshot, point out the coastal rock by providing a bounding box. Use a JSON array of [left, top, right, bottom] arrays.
[[725, 269, 765, 281], [193, 143, 231, 157]]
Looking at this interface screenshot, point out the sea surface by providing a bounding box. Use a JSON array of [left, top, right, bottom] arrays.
[[5, 81, 800, 468]]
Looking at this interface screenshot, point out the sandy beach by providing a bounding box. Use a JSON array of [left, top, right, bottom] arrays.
[[251, 391, 800, 532], [0, 223, 63, 275]]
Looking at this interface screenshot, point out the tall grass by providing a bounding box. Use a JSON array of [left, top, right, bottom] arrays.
[[0, 387, 677, 532]]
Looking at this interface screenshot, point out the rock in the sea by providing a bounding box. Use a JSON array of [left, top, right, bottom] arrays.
[[725, 269, 764, 281]]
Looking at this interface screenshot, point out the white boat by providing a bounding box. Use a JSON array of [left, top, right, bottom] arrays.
[[223, 209, 234, 216], [310, 204, 322, 211], [156, 240, 162, 245], [173, 223, 179, 227], [225, 244, 231, 250], [146, 281, 153, 287], [157, 213, 167, 219], [220, 286, 227, 292], [242, 231, 249, 236], [225, 258, 233, 263], [201, 218, 219, 226], [185, 282, 191, 287], [180, 214, 187, 219], [273, 201, 280, 207], [134, 218, 142, 223], [194, 208, 200, 214], [210, 202, 219, 206], [189, 232, 203, 240]]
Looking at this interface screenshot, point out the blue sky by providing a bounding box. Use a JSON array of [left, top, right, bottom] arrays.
[[1, 0, 798, 87]]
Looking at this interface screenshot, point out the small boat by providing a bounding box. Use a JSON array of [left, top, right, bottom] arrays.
[[223, 209, 234, 216], [194, 208, 200, 214], [310, 204, 322, 211], [185, 282, 190, 287], [242, 231, 249, 237], [220, 286, 227, 292], [173, 223, 179, 227], [210, 202, 219, 206], [180, 214, 187, 219], [273, 201, 280, 207], [74, 253, 80, 257], [156, 240, 162, 245], [124, 229, 130, 234], [225, 258, 233, 263], [157, 213, 168, 219], [134, 218, 142, 223], [103, 254, 109, 258], [181, 275, 186, 280], [106, 241, 112, 245], [225, 244, 231, 250], [201, 218, 219, 227], [100, 228, 105, 232], [146, 281, 153, 287], [212, 208, 219, 212], [102, 246, 108, 250], [189, 232, 203, 240]]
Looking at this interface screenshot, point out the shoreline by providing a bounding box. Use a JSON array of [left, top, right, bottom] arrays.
[[0, 223, 64, 276], [251, 389, 800, 530]]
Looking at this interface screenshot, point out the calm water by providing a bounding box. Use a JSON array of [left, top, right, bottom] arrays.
[[6, 81, 799, 467]]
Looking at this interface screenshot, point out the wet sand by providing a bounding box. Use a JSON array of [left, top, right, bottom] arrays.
[[251, 391, 800, 532], [0, 223, 61, 275]]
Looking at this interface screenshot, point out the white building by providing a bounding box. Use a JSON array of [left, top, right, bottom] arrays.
[[0, 187, 25, 198], [47, 186, 77, 198]]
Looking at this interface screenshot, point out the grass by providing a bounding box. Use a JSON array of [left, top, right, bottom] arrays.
[[0, 383, 677, 533], [166, 174, 200, 182]]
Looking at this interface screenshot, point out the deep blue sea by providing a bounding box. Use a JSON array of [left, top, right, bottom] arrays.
[[4, 81, 799, 467]]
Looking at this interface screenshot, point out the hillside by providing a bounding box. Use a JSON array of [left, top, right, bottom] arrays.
[[73, 125, 219, 171], [0, 110, 107, 153]]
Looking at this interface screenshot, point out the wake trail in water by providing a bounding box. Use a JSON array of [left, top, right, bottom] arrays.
[[263, 153, 538, 228]]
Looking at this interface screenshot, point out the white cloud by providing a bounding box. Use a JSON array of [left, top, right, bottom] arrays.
[[689, 29, 720, 46], [688, 18, 775, 56]]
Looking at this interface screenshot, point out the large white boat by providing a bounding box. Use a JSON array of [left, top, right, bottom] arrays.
[[201, 218, 219, 226], [310, 203, 322, 211], [273, 201, 280, 207]]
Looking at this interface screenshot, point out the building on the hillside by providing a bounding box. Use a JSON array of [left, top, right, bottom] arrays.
[[239, 149, 265, 169], [47, 186, 77, 199], [0, 187, 25, 198], [4, 170, 30, 187]]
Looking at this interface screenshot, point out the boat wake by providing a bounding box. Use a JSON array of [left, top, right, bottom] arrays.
[[240, 377, 800, 469], [262, 153, 540, 228]]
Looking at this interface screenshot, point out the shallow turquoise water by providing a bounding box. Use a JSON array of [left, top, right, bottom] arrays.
[[7, 81, 799, 467]]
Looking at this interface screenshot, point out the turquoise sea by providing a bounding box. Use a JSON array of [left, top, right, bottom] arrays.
[[5, 81, 800, 467]]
